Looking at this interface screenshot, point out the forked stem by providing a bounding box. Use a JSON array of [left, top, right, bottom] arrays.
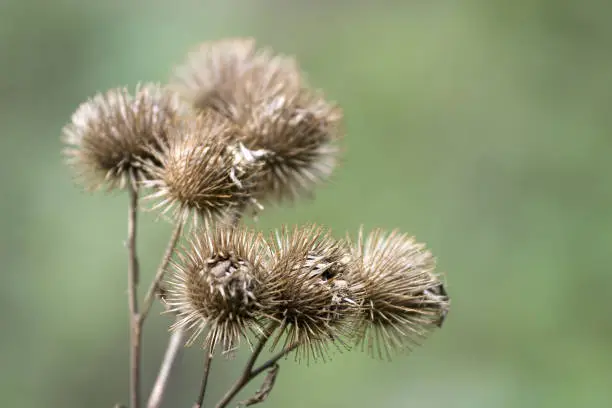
[[127, 181, 142, 408], [214, 323, 287, 408], [249, 342, 299, 379]]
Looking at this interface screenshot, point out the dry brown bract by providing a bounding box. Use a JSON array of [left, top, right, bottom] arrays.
[[142, 111, 264, 226], [265, 225, 363, 362], [348, 228, 450, 360], [62, 83, 183, 191], [165, 225, 272, 354]]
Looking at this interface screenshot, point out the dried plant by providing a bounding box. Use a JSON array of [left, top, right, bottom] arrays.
[[169, 37, 259, 116], [62, 83, 184, 192], [166, 225, 273, 354], [61, 37, 451, 408], [348, 228, 450, 360], [240, 89, 343, 204], [264, 224, 363, 362], [169, 38, 341, 205], [142, 111, 264, 226]]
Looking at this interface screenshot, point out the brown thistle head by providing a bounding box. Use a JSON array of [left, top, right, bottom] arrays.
[[264, 224, 363, 362], [61, 83, 184, 191], [348, 228, 450, 360], [165, 225, 273, 354], [142, 111, 264, 226], [169, 37, 301, 120], [240, 88, 343, 204], [169, 38, 340, 205], [169, 37, 259, 118]]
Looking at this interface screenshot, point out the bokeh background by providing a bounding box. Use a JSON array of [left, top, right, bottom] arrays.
[[2, 0, 612, 407]]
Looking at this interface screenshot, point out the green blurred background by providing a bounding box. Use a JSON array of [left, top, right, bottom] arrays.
[[2, 0, 612, 407]]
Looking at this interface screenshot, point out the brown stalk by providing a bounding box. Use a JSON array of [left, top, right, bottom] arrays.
[[141, 221, 183, 320], [127, 180, 142, 408], [144, 223, 185, 408], [214, 322, 288, 408], [238, 363, 280, 407], [147, 326, 186, 408], [193, 348, 214, 408]]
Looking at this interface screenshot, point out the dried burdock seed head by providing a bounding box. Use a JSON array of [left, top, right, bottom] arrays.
[[223, 48, 302, 121], [142, 111, 264, 226], [169, 37, 257, 117], [265, 224, 363, 362], [242, 89, 343, 204], [169, 38, 341, 205], [165, 225, 272, 354], [62, 83, 184, 192], [349, 228, 450, 360], [169, 37, 301, 122]]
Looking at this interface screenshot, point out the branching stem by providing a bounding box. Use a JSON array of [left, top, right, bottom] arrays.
[[214, 323, 293, 408]]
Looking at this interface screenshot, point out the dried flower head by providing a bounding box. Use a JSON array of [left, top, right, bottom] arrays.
[[62, 83, 184, 191], [166, 225, 272, 354], [142, 111, 264, 226], [349, 228, 450, 360], [169, 38, 342, 205], [169, 37, 257, 116], [169, 37, 301, 121], [265, 225, 363, 362], [241, 89, 343, 204]]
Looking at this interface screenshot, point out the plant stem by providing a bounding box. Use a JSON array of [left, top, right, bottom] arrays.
[[147, 326, 186, 408], [127, 181, 142, 408], [193, 348, 214, 408], [144, 222, 185, 408], [141, 221, 183, 320], [249, 343, 299, 378], [214, 323, 280, 408]]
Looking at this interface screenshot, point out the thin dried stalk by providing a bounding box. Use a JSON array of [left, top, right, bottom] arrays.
[[238, 363, 280, 407], [193, 348, 214, 408], [127, 181, 142, 408], [214, 322, 281, 408], [141, 221, 183, 320], [147, 326, 186, 408]]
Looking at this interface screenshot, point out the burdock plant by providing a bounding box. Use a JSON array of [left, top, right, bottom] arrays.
[[62, 37, 451, 408]]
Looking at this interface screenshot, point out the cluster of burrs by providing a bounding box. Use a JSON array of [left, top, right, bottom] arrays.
[[167, 224, 449, 361], [62, 37, 450, 406], [63, 38, 342, 224]]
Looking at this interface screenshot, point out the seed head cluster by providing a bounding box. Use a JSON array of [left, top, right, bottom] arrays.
[[169, 37, 342, 205], [62, 37, 451, 365], [165, 224, 449, 362]]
